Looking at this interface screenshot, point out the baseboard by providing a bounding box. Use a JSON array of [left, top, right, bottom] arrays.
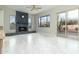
[[5, 31, 36, 36]]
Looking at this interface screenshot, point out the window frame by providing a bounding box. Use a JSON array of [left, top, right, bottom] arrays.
[[28, 17, 32, 29], [10, 15, 16, 30], [39, 15, 50, 27], [57, 8, 79, 38]]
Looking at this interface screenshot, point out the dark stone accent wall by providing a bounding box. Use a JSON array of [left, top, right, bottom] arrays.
[[16, 11, 28, 32]]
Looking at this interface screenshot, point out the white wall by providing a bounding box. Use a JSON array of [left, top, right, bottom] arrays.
[[28, 14, 36, 31], [4, 7, 16, 33], [0, 6, 4, 27], [35, 9, 57, 36], [0, 6, 36, 34], [1, 5, 79, 35], [0, 10, 4, 26], [0, 6, 16, 33], [35, 5, 79, 37]]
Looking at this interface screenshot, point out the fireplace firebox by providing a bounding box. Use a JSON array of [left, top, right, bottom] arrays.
[[18, 27, 27, 32]]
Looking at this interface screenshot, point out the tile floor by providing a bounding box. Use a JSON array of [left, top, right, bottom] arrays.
[[2, 33, 79, 54]]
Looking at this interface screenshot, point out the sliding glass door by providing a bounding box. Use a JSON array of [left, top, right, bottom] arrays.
[[57, 9, 79, 40], [57, 13, 66, 37], [67, 9, 79, 39]]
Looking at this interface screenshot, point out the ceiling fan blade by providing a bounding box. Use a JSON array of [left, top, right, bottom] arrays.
[[31, 9, 33, 11], [31, 8, 34, 11], [37, 8, 41, 9], [26, 5, 42, 11], [26, 7, 31, 8]]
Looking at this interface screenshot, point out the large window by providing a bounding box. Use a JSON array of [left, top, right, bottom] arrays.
[[57, 9, 79, 39], [10, 16, 16, 32], [39, 15, 50, 27]]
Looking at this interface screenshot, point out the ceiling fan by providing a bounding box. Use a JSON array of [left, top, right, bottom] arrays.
[[26, 5, 42, 11]]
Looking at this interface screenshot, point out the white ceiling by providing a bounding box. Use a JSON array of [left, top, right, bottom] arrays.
[[4, 5, 57, 14]]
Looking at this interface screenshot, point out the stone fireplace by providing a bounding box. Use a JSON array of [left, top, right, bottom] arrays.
[[16, 11, 28, 32]]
